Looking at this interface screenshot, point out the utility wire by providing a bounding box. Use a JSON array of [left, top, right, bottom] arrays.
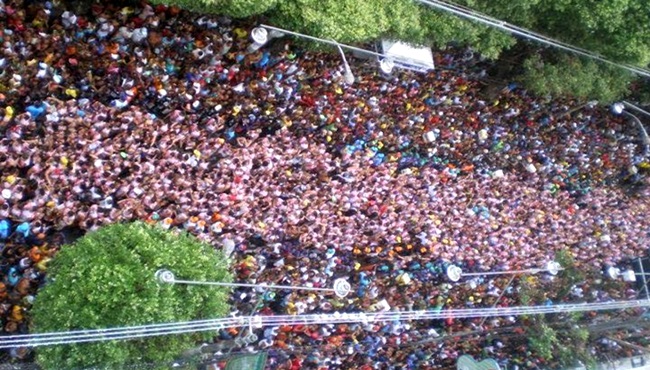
[[415, 0, 650, 78], [2, 299, 649, 348]]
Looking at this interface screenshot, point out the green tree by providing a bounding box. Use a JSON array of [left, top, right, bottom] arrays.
[[268, 0, 516, 57], [149, 0, 516, 57], [31, 222, 232, 370]]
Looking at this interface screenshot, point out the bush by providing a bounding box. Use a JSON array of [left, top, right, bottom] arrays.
[[31, 222, 232, 370]]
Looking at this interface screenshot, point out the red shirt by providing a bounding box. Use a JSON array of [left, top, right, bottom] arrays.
[[290, 358, 302, 370]]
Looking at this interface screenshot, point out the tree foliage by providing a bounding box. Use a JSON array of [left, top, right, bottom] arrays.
[[520, 54, 633, 103], [269, 0, 392, 44], [528, 321, 558, 361], [526, 316, 595, 368], [455, 0, 650, 101], [150, 0, 277, 17], [31, 222, 232, 370], [150, 0, 516, 58], [456, 0, 650, 66]]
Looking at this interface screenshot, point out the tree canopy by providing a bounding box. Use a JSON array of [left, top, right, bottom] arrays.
[[31, 222, 232, 370], [150, 0, 649, 100], [150, 0, 278, 17]]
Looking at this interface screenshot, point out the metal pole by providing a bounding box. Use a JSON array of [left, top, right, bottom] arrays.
[[623, 101, 650, 119], [156, 270, 353, 298], [623, 111, 650, 147], [171, 278, 338, 293], [227, 289, 266, 353], [462, 268, 546, 277], [638, 259, 650, 301], [261, 24, 384, 58], [332, 40, 355, 84], [335, 43, 351, 70], [605, 337, 650, 355], [414, 0, 650, 78]]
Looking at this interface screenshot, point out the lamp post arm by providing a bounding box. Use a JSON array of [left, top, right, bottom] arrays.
[[622, 101, 650, 119], [334, 43, 351, 70], [623, 111, 650, 147], [331, 39, 354, 84]]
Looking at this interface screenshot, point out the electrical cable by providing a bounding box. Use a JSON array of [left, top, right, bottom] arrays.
[[2, 299, 648, 348]]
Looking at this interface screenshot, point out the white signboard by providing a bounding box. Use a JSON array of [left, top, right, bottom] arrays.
[[381, 40, 434, 73]]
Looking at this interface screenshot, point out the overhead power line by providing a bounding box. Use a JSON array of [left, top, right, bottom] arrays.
[[2, 299, 649, 348], [415, 0, 650, 78]]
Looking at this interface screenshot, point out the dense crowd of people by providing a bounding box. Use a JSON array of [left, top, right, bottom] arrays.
[[1, 0, 650, 368]]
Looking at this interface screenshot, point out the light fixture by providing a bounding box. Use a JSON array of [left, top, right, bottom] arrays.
[[546, 261, 561, 276], [605, 266, 638, 282], [380, 58, 395, 74], [446, 265, 462, 282], [248, 27, 269, 52], [251, 27, 268, 45], [622, 270, 637, 282], [611, 102, 625, 115]]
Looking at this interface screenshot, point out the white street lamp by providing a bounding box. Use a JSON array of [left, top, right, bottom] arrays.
[[446, 262, 563, 282], [248, 27, 269, 52], [249, 26, 356, 84], [247, 27, 285, 53], [446, 261, 563, 330], [612, 102, 625, 115], [446, 265, 463, 282], [606, 267, 638, 282], [606, 259, 650, 300], [546, 261, 562, 276], [606, 266, 621, 280], [155, 270, 352, 298]]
